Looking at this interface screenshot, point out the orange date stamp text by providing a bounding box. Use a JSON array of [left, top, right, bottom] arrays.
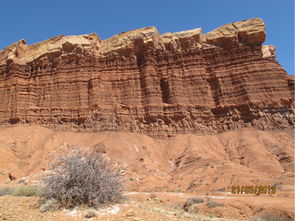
[[231, 185, 276, 195]]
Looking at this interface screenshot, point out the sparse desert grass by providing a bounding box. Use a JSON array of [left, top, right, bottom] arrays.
[[0, 186, 39, 197], [250, 213, 292, 221], [135, 200, 237, 221], [272, 181, 284, 192], [0, 187, 16, 196], [12, 185, 40, 197]]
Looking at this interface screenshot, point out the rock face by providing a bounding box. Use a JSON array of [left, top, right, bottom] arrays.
[[0, 18, 293, 136]]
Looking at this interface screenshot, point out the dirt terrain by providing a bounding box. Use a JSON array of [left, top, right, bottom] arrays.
[[0, 126, 293, 220], [0, 126, 293, 193], [0, 191, 293, 220]]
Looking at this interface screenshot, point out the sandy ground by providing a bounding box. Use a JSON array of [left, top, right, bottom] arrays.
[[0, 191, 293, 221], [0, 195, 228, 221]]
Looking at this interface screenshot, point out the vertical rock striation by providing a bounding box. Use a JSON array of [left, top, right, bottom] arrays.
[[0, 18, 293, 136]]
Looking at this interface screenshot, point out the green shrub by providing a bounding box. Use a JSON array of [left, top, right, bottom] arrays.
[[0, 187, 16, 196], [12, 186, 40, 197]]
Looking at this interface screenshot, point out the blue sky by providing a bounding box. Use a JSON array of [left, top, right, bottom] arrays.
[[1, 0, 294, 74]]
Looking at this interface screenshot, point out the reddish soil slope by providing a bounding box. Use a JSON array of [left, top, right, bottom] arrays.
[[0, 126, 293, 194]]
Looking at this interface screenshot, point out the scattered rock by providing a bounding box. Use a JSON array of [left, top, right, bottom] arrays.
[[8, 173, 16, 181], [39, 199, 58, 212], [125, 210, 135, 217], [149, 193, 157, 199], [84, 208, 97, 218], [132, 217, 142, 221], [187, 204, 199, 214], [17, 178, 26, 184]]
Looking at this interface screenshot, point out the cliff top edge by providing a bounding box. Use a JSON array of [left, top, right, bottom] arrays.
[[0, 17, 266, 65]]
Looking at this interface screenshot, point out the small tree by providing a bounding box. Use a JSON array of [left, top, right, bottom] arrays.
[[40, 148, 123, 208]]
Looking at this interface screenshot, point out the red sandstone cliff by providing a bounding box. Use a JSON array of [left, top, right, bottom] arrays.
[[0, 18, 293, 136]]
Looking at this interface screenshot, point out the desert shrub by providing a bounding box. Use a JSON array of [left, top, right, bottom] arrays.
[[250, 214, 292, 221], [206, 200, 224, 208], [188, 179, 199, 190], [0, 187, 16, 196], [12, 186, 40, 196], [183, 197, 204, 211], [216, 187, 226, 192], [273, 181, 283, 190], [40, 148, 123, 208]]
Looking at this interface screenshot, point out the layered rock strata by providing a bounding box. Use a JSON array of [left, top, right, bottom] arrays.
[[0, 18, 293, 136]]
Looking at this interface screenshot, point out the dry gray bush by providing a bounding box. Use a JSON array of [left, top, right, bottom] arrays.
[[205, 200, 224, 208], [183, 197, 204, 212], [40, 148, 123, 208]]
